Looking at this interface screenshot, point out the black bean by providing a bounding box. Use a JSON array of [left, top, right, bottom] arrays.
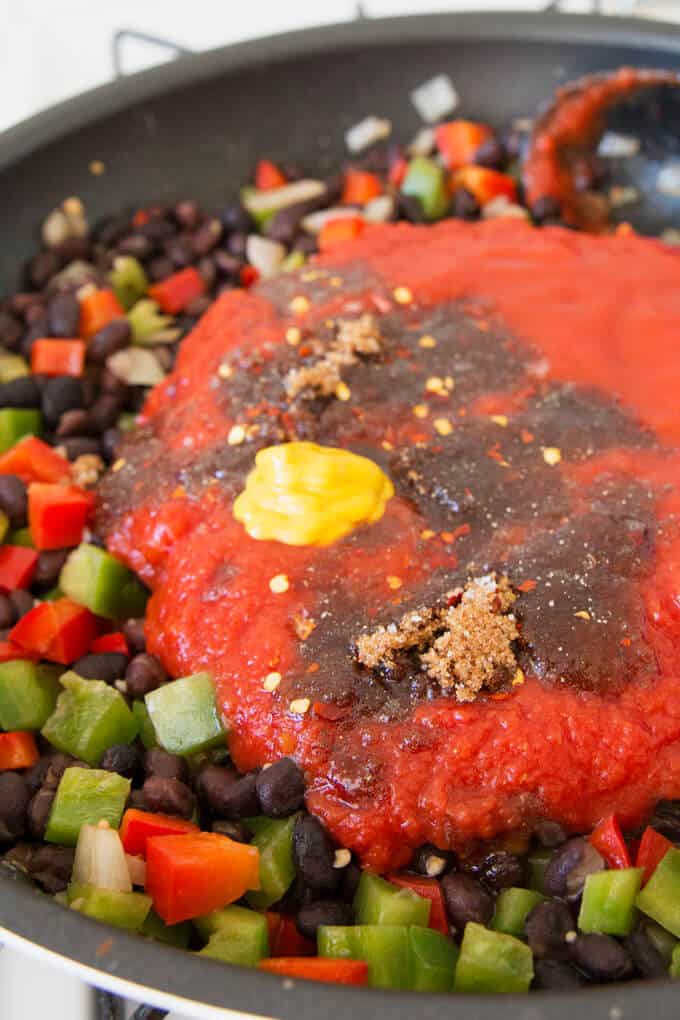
[[28, 844, 75, 894], [533, 959, 587, 990], [24, 757, 53, 795], [96, 216, 131, 247], [256, 757, 305, 818], [26, 303, 49, 325], [411, 843, 456, 877], [56, 408, 92, 438], [0, 310, 23, 350], [479, 850, 528, 892], [570, 933, 633, 982], [192, 219, 222, 256], [195, 256, 217, 290], [186, 295, 212, 318], [42, 376, 83, 428], [0, 376, 42, 410], [87, 320, 131, 363], [291, 234, 318, 257], [127, 788, 148, 811], [28, 250, 62, 289], [649, 802, 680, 841], [20, 318, 49, 360], [54, 237, 91, 263], [0, 594, 16, 630], [624, 928, 667, 978], [338, 859, 361, 902], [164, 237, 194, 268], [61, 437, 102, 461], [174, 200, 202, 230], [33, 549, 70, 589], [27, 786, 56, 838], [143, 748, 188, 782], [293, 814, 339, 894], [441, 872, 494, 932], [397, 193, 428, 224], [544, 837, 605, 900], [0, 475, 28, 527], [296, 901, 354, 941], [73, 652, 129, 684], [101, 744, 142, 782], [142, 775, 195, 819], [211, 819, 252, 843], [220, 204, 253, 235], [212, 251, 241, 279], [9, 590, 33, 620], [101, 428, 121, 462], [138, 220, 176, 245], [503, 129, 524, 160], [524, 899, 575, 960], [148, 256, 176, 282], [47, 292, 80, 338], [227, 232, 248, 259], [122, 618, 146, 655], [266, 197, 328, 245], [125, 653, 166, 698], [451, 188, 480, 221], [474, 136, 508, 171], [117, 235, 153, 259], [0, 772, 29, 841], [196, 765, 260, 819], [89, 393, 122, 433], [11, 293, 44, 320], [534, 819, 568, 848], [531, 196, 562, 226]]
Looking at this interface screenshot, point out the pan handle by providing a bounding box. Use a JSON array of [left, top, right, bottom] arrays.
[[112, 29, 193, 78]]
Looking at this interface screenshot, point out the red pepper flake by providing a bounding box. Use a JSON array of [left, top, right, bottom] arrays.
[[520, 429, 535, 444], [370, 293, 392, 316], [280, 733, 296, 754], [306, 662, 320, 673], [132, 209, 150, 227], [95, 938, 114, 959], [487, 443, 510, 467], [516, 579, 537, 593], [620, 637, 632, 647], [490, 692, 511, 701]]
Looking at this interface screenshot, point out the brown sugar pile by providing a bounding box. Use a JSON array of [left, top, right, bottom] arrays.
[[285, 314, 382, 399], [354, 574, 520, 702]]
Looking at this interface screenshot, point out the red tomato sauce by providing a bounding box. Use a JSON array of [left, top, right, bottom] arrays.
[[97, 219, 680, 871]]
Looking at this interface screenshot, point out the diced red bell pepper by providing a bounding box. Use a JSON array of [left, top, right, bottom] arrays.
[[0, 731, 39, 770], [341, 170, 383, 206], [0, 640, 39, 663], [0, 546, 38, 592], [387, 873, 449, 935], [10, 597, 98, 665], [132, 209, 151, 228], [90, 631, 129, 656], [240, 265, 259, 288], [0, 437, 70, 484], [31, 339, 86, 378], [589, 814, 631, 869], [258, 957, 369, 986], [120, 808, 199, 858], [255, 159, 288, 191], [266, 913, 316, 957], [388, 157, 408, 190], [148, 267, 206, 315], [435, 120, 493, 170], [28, 483, 95, 551], [318, 216, 365, 252], [636, 826, 674, 885], [79, 288, 125, 339], [145, 832, 260, 924], [454, 166, 517, 207]]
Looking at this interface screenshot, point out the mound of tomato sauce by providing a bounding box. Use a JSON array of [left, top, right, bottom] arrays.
[[96, 219, 680, 871]]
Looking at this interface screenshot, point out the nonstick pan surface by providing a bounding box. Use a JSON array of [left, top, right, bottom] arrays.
[[1, 11, 680, 1018]]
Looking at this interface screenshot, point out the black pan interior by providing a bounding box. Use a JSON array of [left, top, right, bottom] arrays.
[[1, 11, 680, 1018]]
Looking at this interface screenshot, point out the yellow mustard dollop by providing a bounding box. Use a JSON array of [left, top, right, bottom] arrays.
[[233, 442, 394, 546]]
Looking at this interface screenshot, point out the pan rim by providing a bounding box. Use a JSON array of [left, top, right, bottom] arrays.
[[2, 8, 680, 1015]]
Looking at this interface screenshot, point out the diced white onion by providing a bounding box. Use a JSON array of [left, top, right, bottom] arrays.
[[125, 853, 147, 887], [245, 235, 286, 279], [72, 823, 132, 893], [597, 132, 640, 159], [107, 347, 165, 386], [242, 179, 326, 217], [301, 207, 364, 235], [657, 163, 680, 197], [345, 116, 391, 153], [482, 196, 530, 221], [411, 74, 459, 124], [363, 195, 395, 223], [408, 127, 436, 157]]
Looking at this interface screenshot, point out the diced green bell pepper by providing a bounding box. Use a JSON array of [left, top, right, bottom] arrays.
[[7, 527, 33, 547], [128, 299, 179, 346], [400, 157, 449, 221], [132, 699, 158, 749], [636, 847, 680, 937], [45, 767, 130, 845], [491, 887, 546, 936], [68, 882, 151, 932], [109, 256, 149, 311], [0, 351, 29, 382], [408, 925, 458, 992], [454, 922, 534, 993], [527, 847, 552, 893], [42, 673, 138, 766], [318, 925, 360, 959], [0, 661, 61, 731], [195, 906, 269, 966], [0, 409, 42, 454], [247, 814, 297, 910], [644, 920, 678, 965], [141, 909, 192, 948], [670, 943, 680, 977], [578, 868, 643, 936], [41, 586, 63, 601], [281, 251, 305, 273], [360, 925, 412, 989], [60, 543, 148, 620], [354, 871, 431, 928], [145, 672, 225, 756]]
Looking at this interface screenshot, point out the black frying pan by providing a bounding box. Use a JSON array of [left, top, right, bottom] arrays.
[[2, 11, 680, 1018]]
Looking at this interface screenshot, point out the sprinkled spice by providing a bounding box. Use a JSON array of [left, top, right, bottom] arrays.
[[285, 314, 382, 400]]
